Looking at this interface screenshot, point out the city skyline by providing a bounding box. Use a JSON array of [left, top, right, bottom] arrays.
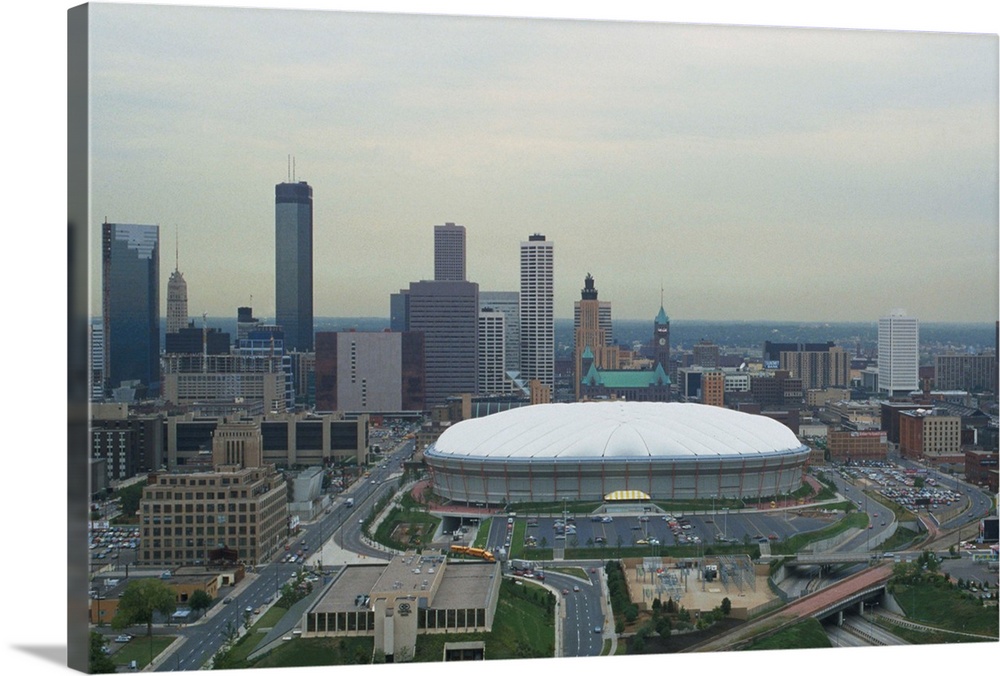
[[85, 3, 998, 324]]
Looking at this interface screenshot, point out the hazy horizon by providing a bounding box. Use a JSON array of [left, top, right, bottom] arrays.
[[88, 5, 999, 324]]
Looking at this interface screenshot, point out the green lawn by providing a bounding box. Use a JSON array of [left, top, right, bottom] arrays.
[[770, 512, 867, 556], [412, 579, 555, 661], [743, 618, 831, 651], [893, 580, 999, 637], [223, 606, 290, 664], [879, 525, 921, 552], [372, 505, 441, 551], [112, 635, 176, 669], [508, 519, 527, 559], [249, 636, 374, 668], [548, 566, 589, 580], [472, 517, 492, 548]]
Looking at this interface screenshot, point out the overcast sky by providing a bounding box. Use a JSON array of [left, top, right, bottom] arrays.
[[87, 3, 998, 323]]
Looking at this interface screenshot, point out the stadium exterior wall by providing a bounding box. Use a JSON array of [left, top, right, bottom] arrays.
[[425, 447, 810, 504]]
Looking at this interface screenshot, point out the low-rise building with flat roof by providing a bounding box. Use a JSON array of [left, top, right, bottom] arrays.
[[302, 551, 501, 662]]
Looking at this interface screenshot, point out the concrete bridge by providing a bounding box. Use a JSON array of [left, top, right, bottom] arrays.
[[685, 564, 894, 652]]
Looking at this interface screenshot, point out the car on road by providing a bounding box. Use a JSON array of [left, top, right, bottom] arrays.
[[223, 597, 233, 604], [593, 625, 602, 633], [245, 606, 253, 613], [590, 567, 597, 574], [573, 585, 580, 592], [562, 589, 569, 595]]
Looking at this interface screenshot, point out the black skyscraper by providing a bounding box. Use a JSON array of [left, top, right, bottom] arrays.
[[275, 180, 314, 352], [101, 222, 160, 396]]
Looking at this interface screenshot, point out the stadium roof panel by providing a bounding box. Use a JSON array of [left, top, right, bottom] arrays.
[[428, 401, 804, 461]]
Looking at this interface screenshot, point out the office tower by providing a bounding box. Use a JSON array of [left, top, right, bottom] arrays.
[[389, 290, 410, 332], [138, 421, 287, 568], [434, 222, 466, 281], [573, 274, 613, 400], [878, 309, 919, 396], [520, 233, 554, 393], [480, 291, 520, 373], [239, 327, 295, 410], [407, 280, 479, 406], [101, 222, 160, 395], [90, 320, 105, 401], [764, 341, 851, 390], [478, 308, 507, 395], [693, 339, 720, 368], [164, 326, 231, 355], [237, 305, 260, 344], [934, 354, 997, 393], [275, 180, 313, 352], [165, 241, 188, 334], [314, 331, 425, 412]]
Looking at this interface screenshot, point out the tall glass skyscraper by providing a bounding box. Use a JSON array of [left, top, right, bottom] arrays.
[[275, 180, 314, 352], [101, 222, 160, 396]]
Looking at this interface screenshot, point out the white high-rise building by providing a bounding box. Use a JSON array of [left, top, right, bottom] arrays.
[[166, 268, 188, 334], [519, 234, 554, 392], [478, 308, 507, 395], [878, 309, 919, 396], [90, 320, 105, 401], [480, 291, 520, 373]]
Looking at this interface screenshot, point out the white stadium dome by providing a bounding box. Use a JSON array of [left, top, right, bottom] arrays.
[[424, 401, 810, 504]]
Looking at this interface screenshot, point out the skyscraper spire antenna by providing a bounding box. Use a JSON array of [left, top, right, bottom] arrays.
[[287, 154, 291, 182], [175, 224, 179, 272]]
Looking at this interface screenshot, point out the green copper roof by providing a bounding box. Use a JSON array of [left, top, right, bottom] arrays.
[[581, 345, 595, 359], [582, 363, 670, 388], [655, 306, 669, 324]]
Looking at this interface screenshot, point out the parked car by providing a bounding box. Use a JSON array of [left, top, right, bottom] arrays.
[[114, 635, 132, 643]]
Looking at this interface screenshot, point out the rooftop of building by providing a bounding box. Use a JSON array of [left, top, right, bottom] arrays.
[[308, 554, 499, 615]]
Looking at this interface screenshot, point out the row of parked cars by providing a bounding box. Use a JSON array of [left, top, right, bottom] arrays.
[[89, 525, 140, 559]]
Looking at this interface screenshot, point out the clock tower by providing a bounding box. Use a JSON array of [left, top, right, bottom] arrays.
[[653, 302, 670, 377]]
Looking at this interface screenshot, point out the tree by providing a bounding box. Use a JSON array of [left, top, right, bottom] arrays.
[[115, 481, 147, 521], [189, 589, 213, 617], [721, 597, 732, 616], [657, 616, 672, 640], [111, 578, 176, 637], [629, 634, 645, 653], [89, 632, 116, 674]]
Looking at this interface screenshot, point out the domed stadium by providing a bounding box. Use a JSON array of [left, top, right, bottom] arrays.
[[423, 401, 810, 504]]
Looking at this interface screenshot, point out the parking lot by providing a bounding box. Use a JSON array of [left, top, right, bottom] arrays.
[[89, 525, 140, 566], [504, 509, 835, 552], [834, 461, 964, 515]]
